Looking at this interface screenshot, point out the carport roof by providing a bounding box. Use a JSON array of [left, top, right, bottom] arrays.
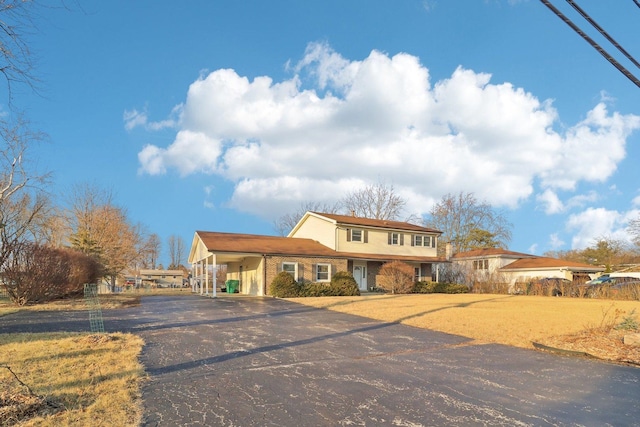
[[196, 231, 339, 257]]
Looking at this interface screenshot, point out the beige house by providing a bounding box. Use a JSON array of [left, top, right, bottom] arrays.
[[188, 211, 446, 296], [451, 248, 605, 284], [138, 269, 185, 288]]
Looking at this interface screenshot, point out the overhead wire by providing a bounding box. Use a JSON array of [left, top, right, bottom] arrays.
[[539, 0, 640, 88], [565, 0, 640, 70]]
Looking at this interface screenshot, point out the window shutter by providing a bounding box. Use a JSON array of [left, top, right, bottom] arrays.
[[432, 237, 436, 248], [312, 264, 316, 280], [388, 232, 392, 245], [347, 228, 351, 242], [364, 230, 368, 243], [411, 235, 415, 246], [278, 262, 283, 272], [400, 234, 404, 246]]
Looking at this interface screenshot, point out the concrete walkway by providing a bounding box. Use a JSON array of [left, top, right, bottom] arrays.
[[2, 295, 640, 426]]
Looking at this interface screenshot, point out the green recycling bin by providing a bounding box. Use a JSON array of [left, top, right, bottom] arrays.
[[225, 279, 239, 293]]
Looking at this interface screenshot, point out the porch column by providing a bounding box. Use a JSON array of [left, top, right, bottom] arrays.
[[205, 256, 209, 295], [191, 263, 195, 292], [212, 254, 217, 298], [199, 259, 204, 295]]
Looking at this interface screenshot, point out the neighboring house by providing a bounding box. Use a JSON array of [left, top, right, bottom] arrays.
[[188, 211, 446, 296], [138, 269, 185, 288], [452, 248, 605, 285]]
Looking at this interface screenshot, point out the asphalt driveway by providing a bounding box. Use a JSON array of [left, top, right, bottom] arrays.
[[2, 295, 640, 426]]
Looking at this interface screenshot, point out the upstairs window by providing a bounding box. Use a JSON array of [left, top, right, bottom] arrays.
[[412, 235, 436, 247], [388, 232, 403, 245], [347, 228, 367, 243], [473, 260, 489, 270]]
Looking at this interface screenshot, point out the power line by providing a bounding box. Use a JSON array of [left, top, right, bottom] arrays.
[[565, 0, 640, 70], [539, 0, 640, 89]]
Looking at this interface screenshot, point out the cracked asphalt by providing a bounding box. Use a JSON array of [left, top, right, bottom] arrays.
[[2, 294, 640, 426]]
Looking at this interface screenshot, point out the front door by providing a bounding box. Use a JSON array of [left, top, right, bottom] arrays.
[[353, 263, 367, 291]]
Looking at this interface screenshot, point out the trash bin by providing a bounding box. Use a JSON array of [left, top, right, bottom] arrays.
[[225, 280, 239, 294]]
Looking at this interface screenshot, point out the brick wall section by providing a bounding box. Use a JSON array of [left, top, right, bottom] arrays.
[[265, 255, 348, 295]]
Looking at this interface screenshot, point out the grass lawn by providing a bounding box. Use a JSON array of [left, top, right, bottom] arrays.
[[0, 332, 144, 426], [290, 294, 640, 360], [1, 291, 639, 425]]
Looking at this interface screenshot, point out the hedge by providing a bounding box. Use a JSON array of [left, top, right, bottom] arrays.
[[412, 281, 470, 294], [269, 270, 360, 298]]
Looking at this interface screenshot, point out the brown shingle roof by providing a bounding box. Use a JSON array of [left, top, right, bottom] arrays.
[[196, 231, 339, 257], [310, 212, 441, 233], [501, 257, 604, 271], [195, 231, 447, 263]]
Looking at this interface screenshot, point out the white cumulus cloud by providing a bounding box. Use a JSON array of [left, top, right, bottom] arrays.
[[134, 42, 640, 222]]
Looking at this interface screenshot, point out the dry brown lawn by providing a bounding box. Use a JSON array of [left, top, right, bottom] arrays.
[[0, 332, 144, 426], [290, 293, 640, 364]]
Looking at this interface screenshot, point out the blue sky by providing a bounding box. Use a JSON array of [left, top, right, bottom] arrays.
[[14, 0, 640, 265]]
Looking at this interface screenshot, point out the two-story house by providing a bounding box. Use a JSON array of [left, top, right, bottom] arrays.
[[188, 211, 446, 296]]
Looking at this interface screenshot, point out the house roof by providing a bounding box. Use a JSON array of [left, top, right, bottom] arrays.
[[452, 248, 535, 259], [195, 230, 447, 264], [308, 212, 441, 234], [500, 257, 605, 272], [195, 231, 339, 257]]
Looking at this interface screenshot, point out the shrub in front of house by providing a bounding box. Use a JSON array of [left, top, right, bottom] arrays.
[[271, 270, 360, 297], [377, 261, 415, 294], [413, 281, 470, 294], [269, 271, 301, 297], [329, 271, 360, 296], [297, 272, 360, 297]]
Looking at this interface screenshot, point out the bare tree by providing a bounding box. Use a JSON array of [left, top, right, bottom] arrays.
[[0, 116, 50, 270], [67, 183, 143, 288], [426, 192, 512, 255], [0, 0, 42, 104], [140, 233, 161, 269], [273, 201, 340, 236], [167, 234, 185, 269], [341, 181, 406, 220], [629, 216, 640, 247]]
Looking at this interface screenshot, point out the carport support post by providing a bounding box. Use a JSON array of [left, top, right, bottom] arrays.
[[212, 254, 217, 298], [205, 256, 209, 296], [199, 261, 204, 296]]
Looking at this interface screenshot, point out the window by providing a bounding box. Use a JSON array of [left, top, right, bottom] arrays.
[[413, 235, 435, 247], [473, 260, 489, 270], [282, 262, 298, 279], [389, 232, 403, 245], [414, 267, 421, 282], [347, 228, 367, 243], [315, 263, 331, 282]]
